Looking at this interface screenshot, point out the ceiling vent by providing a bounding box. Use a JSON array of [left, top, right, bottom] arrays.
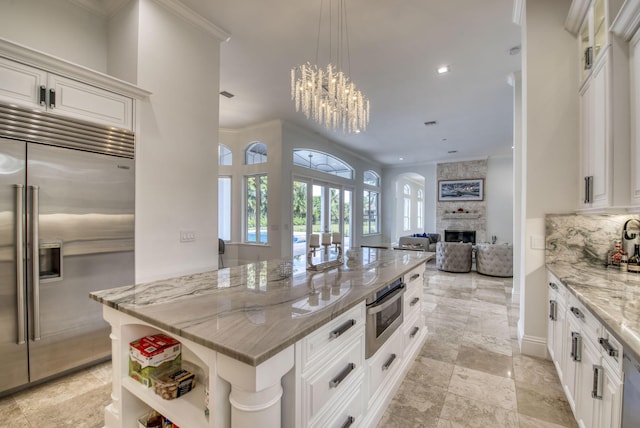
[[424, 121, 438, 126], [220, 91, 235, 98]]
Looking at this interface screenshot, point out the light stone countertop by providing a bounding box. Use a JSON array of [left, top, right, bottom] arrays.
[[90, 249, 434, 366], [546, 262, 640, 363]]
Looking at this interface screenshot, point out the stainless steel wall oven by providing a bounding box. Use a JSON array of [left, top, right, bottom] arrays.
[[365, 277, 405, 358]]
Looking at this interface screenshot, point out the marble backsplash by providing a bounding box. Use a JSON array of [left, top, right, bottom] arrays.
[[546, 213, 640, 266]]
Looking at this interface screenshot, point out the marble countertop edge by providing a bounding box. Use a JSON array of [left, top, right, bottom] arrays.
[[89, 250, 434, 367]]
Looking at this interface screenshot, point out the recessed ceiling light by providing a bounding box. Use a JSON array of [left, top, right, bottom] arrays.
[[355, 129, 361, 134], [399, 157, 404, 161], [441, 138, 447, 142], [437, 65, 450, 75], [220, 90, 235, 98], [447, 150, 457, 154]]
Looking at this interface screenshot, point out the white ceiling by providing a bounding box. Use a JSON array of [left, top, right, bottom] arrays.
[[128, 0, 522, 166]]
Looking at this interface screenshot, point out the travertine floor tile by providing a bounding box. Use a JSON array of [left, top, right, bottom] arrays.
[[12, 368, 105, 414], [23, 383, 110, 428], [518, 413, 575, 428], [447, 366, 517, 410], [0, 396, 31, 428], [438, 393, 518, 428], [419, 338, 460, 364], [515, 381, 578, 427], [455, 345, 514, 379], [512, 354, 562, 390], [461, 331, 513, 356], [381, 380, 447, 428], [405, 356, 454, 389]]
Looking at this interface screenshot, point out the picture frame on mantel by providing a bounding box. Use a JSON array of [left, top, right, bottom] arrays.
[[438, 179, 484, 201]]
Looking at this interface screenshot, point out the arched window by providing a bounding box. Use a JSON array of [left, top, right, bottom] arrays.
[[292, 149, 354, 180], [246, 142, 267, 165], [363, 170, 380, 187], [417, 189, 424, 229], [403, 184, 411, 231], [219, 144, 232, 166]]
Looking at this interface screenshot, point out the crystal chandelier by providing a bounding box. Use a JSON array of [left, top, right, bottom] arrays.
[[291, 0, 370, 134]]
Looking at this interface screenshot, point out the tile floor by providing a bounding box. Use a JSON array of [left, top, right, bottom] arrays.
[[377, 264, 578, 428], [0, 264, 577, 428]]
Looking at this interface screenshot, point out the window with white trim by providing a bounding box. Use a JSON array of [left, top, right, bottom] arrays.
[[218, 176, 231, 240], [403, 184, 411, 231], [219, 144, 232, 166], [246, 142, 267, 165], [245, 174, 268, 243], [363, 170, 380, 235]]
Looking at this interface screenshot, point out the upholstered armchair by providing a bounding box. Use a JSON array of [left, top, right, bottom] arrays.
[[436, 241, 473, 273], [475, 243, 513, 277]]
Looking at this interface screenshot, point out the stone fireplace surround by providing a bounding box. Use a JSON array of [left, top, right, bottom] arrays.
[[436, 160, 487, 244]]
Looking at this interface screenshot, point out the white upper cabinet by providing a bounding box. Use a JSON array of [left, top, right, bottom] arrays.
[[0, 57, 133, 130], [569, 0, 631, 212], [630, 28, 640, 205], [0, 39, 149, 132]]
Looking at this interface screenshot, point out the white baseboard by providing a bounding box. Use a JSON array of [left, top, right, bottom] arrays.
[[519, 333, 548, 359]]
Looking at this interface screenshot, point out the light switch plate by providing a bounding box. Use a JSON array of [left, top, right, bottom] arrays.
[[180, 230, 195, 242], [531, 235, 545, 250]]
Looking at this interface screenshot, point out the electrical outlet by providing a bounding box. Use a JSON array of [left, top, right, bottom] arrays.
[[180, 230, 195, 242]]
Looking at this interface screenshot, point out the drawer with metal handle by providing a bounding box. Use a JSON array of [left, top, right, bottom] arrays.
[[303, 335, 364, 419]]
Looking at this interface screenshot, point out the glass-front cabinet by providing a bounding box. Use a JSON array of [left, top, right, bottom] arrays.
[[593, 0, 607, 59], [579, 0, 608, 83]]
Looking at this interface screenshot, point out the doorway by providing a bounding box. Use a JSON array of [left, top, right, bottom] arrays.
[[292, 178, 352, 257]]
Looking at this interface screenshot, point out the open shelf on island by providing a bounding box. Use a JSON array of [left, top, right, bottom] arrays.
[[123, 376, 208, 428]]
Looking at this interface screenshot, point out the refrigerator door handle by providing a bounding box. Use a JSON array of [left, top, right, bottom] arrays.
[[15, 184, 26, 345], [30, 185, 41, 341]]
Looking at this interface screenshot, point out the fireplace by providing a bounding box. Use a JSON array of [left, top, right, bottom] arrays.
[[444, 230, 476, 244]]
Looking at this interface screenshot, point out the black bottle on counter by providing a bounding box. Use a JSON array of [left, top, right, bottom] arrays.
[[628, 244, 640, 273]]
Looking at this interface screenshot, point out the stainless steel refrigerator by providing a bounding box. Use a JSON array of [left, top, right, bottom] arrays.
[[0, 103, 135, 394]]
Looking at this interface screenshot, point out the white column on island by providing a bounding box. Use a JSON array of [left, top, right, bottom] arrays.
[[103, 307, 123, 427], [217, 346, 294, 428]]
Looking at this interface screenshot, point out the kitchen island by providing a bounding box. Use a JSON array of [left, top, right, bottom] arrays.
[[90, 248, 433, 428]]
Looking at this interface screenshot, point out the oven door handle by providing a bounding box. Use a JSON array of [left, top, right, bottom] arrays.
[[367, 286, 405, 315]]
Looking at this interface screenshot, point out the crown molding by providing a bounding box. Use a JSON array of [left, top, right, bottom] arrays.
[[611, 0, 640, 41], [565, 0, 591, 36], [154, 0, 230, 42], [512, 0, 524, 26], [67, 0, 128, 17], [0, 37, 151, 99], [67, 0, 230, 42]]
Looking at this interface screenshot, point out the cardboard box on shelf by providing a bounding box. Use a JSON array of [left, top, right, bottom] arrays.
[[129, 334, 181, 388]]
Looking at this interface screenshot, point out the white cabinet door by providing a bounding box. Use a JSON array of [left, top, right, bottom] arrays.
[[579, 56, 611, 209], [598, 364, 622, 428], [563, 316, 580, 413], [553, 299, 566, 381], [590, 56, 610, 208], [576, 338, 602, 428], [47, 74, 133, 130], [0, 57, 133, 130], [0, 57, 47, 109], [631, 31, 640, 205]]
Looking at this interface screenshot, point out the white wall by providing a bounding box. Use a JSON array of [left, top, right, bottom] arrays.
[[133, 0, 221, 282], [487, 155, 514, 244], [519, 0, 578, 357], [0, 0, 108, 72]]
